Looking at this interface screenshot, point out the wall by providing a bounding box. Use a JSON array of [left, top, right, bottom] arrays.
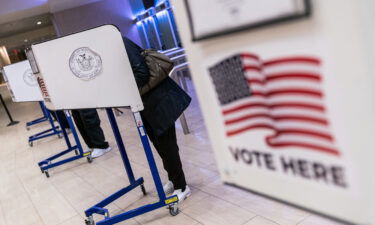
[[52, 0, 141, 45], [0, 46, 11, 67], [0, 26, 56, 49]]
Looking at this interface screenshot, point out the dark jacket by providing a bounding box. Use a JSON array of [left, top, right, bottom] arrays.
[[123, 37, 191, 136]]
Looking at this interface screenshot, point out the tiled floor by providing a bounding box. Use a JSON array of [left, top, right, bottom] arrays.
[[0, 82, 344, 225]]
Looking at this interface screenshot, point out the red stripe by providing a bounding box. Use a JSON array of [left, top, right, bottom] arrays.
[[266, 140, 339, 156], [240, 53, 259, 60], [275, 129, 333, 141], [247, 79, 264, 85], [222, 102, 325, 115], [266, 73, 321, 82], [226, 126, 339, 155], [270, 103, 325, 111], [273, 115, 328, 125], [252, 90, 322, 98], [222, 103, 268, 115], [264, 57, 320, 66], [226, 124, 274, 136], [225, 113, 271, 125], [243, 65, 262, 72]]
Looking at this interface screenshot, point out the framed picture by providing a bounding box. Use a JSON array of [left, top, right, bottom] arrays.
[[184, 0, 311, 41]]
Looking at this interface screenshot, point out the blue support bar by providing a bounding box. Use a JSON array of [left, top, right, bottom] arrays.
[[133, 112, 166, 201], [26, 101, 49, 127], [65, 110, 84, 155], [28, 102, 62, 146], [85, 110, 179, 225], [106, 108, 136, 183], [97, 202, 165, 225], [37, 110, 90, 175], [85, 177, 144, 217], [38, 146, 78, 166], [96, 194, 179, 225]]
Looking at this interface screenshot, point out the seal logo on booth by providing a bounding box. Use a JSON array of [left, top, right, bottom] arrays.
[[23, 69, 38, 86], [69, 47, 102, 81]]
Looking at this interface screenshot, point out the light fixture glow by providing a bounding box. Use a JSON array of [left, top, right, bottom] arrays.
[[37, 21, 42, 25]]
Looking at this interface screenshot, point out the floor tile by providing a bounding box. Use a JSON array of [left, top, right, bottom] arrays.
[[244, 216, 280, 225], [200, 178, 310, 225], [183, 196, 256, 225], [298, 215, 346, 225]]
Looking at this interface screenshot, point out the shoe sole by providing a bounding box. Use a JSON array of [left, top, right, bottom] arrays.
[[104, 147, 112, 153], [91, 153, 105, 158]]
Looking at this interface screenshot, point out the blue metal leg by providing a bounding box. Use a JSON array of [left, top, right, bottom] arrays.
[[132, 112, 167, 201], [106, 108, 136, 183], [26, 101, 49, 127], [65, 110, 84, 155], [56, 111, 72, 149], [28, 105, 62, 146], [38, 110, 91, 176], [84, 110, 179, 225]]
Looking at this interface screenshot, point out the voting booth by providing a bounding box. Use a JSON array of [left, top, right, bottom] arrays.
[[2, 61, 42, 102], [29, 25, 179, 225], [2, 61, 62, 145]]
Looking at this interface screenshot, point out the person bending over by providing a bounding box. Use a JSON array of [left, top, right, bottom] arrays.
[[123, 37, 192, 203]]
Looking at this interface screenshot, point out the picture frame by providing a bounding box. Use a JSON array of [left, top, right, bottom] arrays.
[[184, 0, 312, 41]]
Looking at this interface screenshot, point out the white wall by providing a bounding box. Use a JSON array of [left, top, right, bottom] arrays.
[[52, 0, 141, 45]]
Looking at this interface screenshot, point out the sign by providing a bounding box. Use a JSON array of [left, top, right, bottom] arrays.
[[2, 61, 43, 102], [29, 25, 143, 112], [171, 0, 375, 224]]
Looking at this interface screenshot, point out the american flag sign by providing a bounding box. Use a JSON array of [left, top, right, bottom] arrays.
[[209, 53, 340, 156]]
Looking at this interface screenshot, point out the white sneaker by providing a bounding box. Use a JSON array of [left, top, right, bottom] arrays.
[[91, 146, 112, 158], [163, 181, 174, 195], [172, 185, 191, 204]]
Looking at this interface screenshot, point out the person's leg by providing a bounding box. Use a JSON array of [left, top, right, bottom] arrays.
[[78, 109, 109, 149], [143, 118, 187, 190], [71, 109, 94, 149], [55, 110, 70, 129]]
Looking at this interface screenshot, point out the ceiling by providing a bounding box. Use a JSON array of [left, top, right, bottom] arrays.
[[0, 0, 103, 50], [0, 0, 103, 24], [0, 14, 52, 39]]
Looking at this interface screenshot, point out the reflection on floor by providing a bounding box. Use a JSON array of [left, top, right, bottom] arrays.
[[0, 83, 343, 225]]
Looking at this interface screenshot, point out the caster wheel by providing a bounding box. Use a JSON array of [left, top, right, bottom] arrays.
[[29, 142, 33, 147], [75, 150, 79, 155], [58, 134, 63, 139], [45, 171, 50, 178], [87, 156, 93, 163], [85, 217, 94, 225], [26, 126, 30, 131], [141, 184, 147, 196], [169, 204, 179, 216], [40, 167, 45, 173]]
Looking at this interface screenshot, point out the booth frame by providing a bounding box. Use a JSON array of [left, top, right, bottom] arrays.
[[37, 110, 93, 177], [26, 101, 49, 129], [28, 101, 63, 147], [84, 109, 179, 225]]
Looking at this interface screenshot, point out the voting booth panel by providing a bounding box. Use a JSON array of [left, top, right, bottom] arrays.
[[2, 61, 43, 102], [31, 25, 143, 112]]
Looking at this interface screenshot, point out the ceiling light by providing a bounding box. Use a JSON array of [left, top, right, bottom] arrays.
[[24, 39, 28, 42], [37, 21, 42, 25]]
